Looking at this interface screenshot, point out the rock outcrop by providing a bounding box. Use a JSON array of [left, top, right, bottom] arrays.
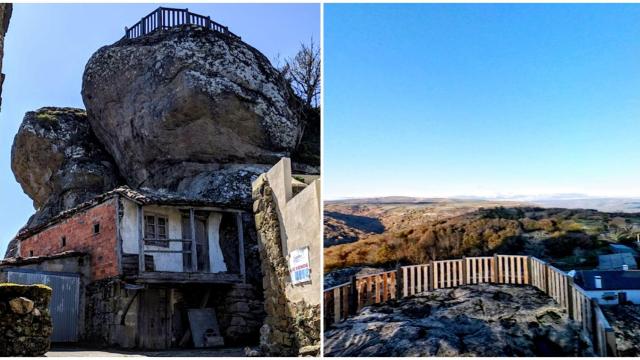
[[0, 283, 53, 356], [603, 304, 640, 356], [324, 284, 594, 357], [7, 22, 318, 262], [0, 3, 11, 109], [82, 25, 304, 193], [11, 107, 120, 226]]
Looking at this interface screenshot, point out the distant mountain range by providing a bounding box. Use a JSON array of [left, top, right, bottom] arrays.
[[327, 195, 640, 213]]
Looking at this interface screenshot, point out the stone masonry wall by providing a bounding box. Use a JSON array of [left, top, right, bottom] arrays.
[[252, 175, 320, 356], [20, 199, 118, 280], [84, 277, 138, 348], [0, 283, 52, 356]]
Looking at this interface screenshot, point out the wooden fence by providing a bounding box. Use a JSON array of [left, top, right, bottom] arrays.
[[125, 7, 240, 40], [324, 254, 619, 356]]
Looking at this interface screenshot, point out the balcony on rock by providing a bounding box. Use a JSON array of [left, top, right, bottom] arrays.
[[124, 7, 240, 40]]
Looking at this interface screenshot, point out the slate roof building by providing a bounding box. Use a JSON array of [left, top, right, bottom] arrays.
[[573, 270, 640, 305], [598, 253, 638, 271]]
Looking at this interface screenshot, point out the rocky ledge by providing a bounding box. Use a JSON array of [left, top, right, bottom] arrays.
[[603, 304, 640, 356], [324, 284, 594, 357]]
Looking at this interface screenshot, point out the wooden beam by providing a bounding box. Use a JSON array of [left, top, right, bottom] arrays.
[[236, 213, 246, 283], [137, 204, 145, 274], [190, 208, 197, 272], [115, 195, 123, 275]]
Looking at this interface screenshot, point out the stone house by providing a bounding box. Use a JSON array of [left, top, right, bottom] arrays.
[[1, 186, 264, 349]]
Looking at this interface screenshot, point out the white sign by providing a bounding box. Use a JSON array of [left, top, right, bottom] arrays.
[[289, 247, 311, 285]]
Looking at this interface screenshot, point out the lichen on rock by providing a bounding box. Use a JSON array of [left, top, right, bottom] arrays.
[[10, 107, 120, 228], [324, 284, 595, 357], [82, 25, 305, 193]]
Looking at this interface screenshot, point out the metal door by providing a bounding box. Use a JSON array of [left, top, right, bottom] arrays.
[[7, 269, 80, 342]]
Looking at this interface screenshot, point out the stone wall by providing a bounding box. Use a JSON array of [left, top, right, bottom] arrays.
[[252, 160, 321, 356], [0, 283, 52, 356], [84, 279, 265, 349], [84, 277, 138, 348]]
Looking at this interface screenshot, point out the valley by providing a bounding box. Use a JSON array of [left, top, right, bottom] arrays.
[[324, 198, 640, 280]]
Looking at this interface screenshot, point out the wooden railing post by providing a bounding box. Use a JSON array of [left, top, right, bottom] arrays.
[[461, 257, 467, 285], [396, 264, 403, 299], [543, 262, 549, 295], [137, 204, 144, 274], [349, 276, 357, 315], [157, 8, 163, 29], [141, 17, 146, 35], [189, 208, 198, 272], [428, 260, 435, 290], [566, 274, 574, 319]]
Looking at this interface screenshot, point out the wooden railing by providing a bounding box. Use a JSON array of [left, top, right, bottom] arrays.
[[324, 254, 619, 356], [125, 7, 240, 40]]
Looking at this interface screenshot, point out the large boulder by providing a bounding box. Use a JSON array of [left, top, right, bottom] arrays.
[[10, 107, 120, 227], [82, 25, 304, 192]]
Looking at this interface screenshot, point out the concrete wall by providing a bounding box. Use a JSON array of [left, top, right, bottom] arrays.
[[119, 198, 228, 273], [252, 157, 321, 356], [264, 158, 321, 306]]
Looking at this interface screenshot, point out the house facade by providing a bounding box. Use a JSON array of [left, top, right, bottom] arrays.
[[2, 187, 264, 349], [573, 270, 640, 305]]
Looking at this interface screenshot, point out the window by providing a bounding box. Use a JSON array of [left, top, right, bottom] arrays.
[[61, 236, 66, 247], [93, 223, 100, 235], [144, 214, 169, 247], [29, 250, 33, 257]]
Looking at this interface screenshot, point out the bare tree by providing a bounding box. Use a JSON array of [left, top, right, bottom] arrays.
[[282, 37, 321, 108]]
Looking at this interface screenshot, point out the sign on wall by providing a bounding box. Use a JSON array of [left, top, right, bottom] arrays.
[[289, 247, 311, 285]]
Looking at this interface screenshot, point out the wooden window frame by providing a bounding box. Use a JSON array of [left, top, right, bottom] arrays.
[[144, 213, 169, 248]]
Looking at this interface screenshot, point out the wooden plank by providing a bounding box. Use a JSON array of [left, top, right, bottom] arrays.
[[416, 266, 422, 293], [445, 261, 451, 288], [342, 286, 350, 318], [423, 265, 429, 292], [382, 273, 388, 302], [137, 204, 145, 274], [410, 267, 416, 295], [391, 271, 397, 299], [439, 262, 445, 289], [333, 288, 341, 323], [115, 196, 123, 275], [403, 267, 408, 297], [236, 213, 246, 282], [516, 256, 522, 284], [189, 209, 197, 272], [366, 276, 373, 304], [375, 275, 382, 303]]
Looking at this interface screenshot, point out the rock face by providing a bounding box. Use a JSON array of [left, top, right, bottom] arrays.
[[603, 304, 640, 356], [0, 3, 11, 109], [10, 107, 120, 227], [82, 25, 303, 193], [324, 284, 594, 357], [0, 283, 53, 356]]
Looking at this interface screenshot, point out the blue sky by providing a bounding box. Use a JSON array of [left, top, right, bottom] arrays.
[[0, 3, 319, 255], [324, 4, 640, 200]]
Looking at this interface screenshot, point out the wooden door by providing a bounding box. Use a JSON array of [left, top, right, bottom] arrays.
[[138, 288, 170, 349], [181, 213, 210, 272]]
